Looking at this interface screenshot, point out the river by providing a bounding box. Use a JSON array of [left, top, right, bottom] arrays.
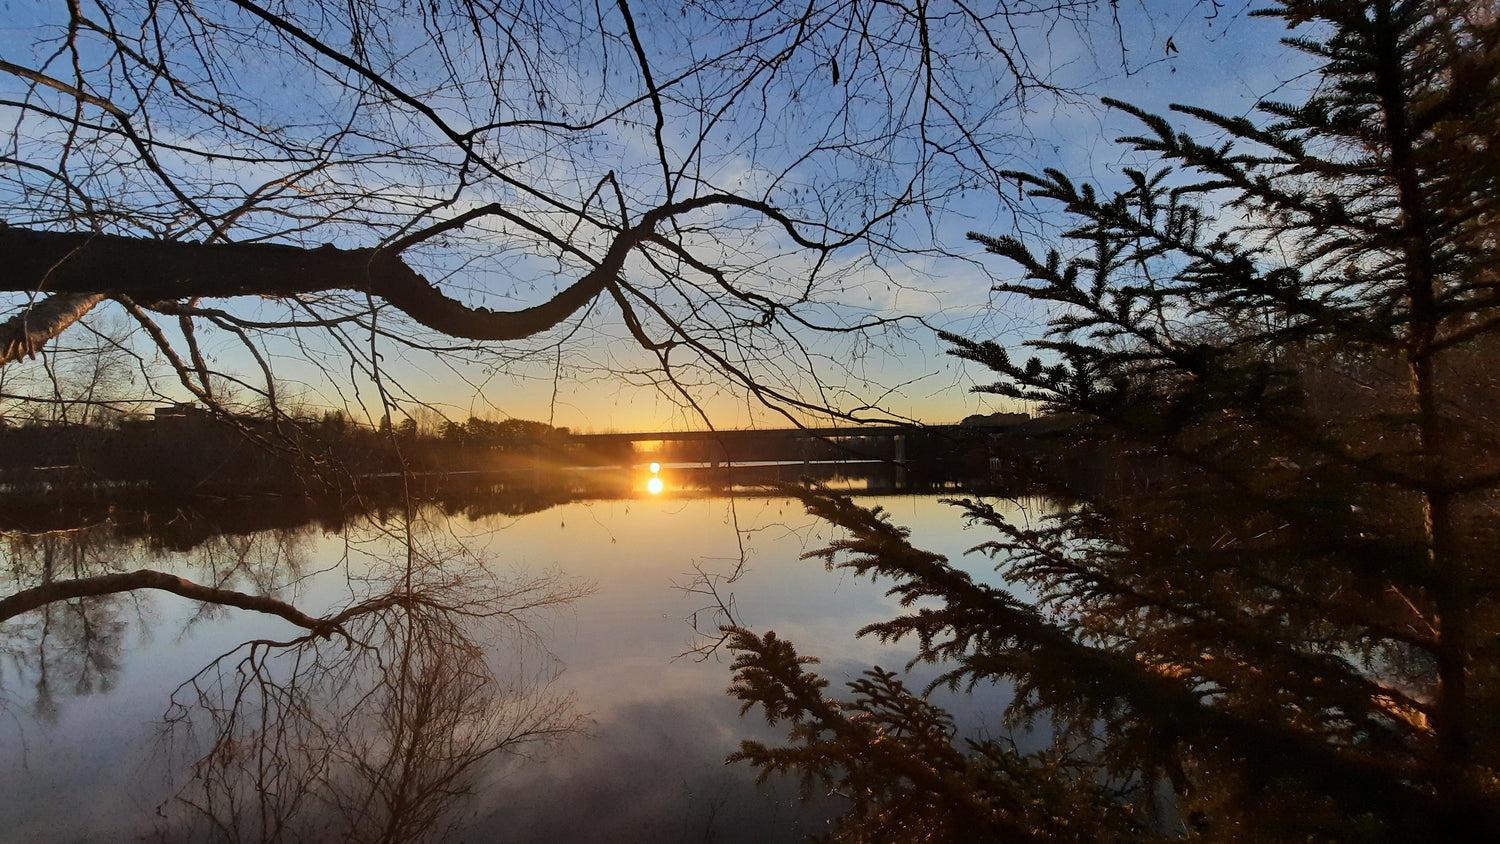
[[0, 480, 1037, 841]]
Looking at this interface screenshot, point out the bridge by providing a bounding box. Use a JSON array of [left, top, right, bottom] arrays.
[[574, 425, 922, 443], [562, 424, 995, 468]]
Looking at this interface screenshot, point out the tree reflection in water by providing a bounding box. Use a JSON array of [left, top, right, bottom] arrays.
[[2, 524, 132, 723], [0, 508, 591, 842]]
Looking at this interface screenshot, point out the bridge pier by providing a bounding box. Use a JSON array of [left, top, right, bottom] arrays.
[[893, 434, 907, 488]]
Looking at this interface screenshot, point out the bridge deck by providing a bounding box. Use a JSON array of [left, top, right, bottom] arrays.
[[572, 425, 952, 444]]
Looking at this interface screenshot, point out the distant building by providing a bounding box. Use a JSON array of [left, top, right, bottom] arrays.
[[152, 402, 218, 431], [959, 411, 1030, 428], [154, 402, 211, 421]]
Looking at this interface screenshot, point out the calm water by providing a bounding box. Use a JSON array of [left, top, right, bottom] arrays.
[[0, 487, 1036, 841]]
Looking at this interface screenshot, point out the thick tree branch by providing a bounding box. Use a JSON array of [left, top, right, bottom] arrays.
[[0, 225, 606, 344], [0, 292, 106, 365], [0, 192, 816, 359]]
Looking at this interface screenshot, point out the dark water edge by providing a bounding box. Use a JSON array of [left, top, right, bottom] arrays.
[[0, 459, 1015, 543]]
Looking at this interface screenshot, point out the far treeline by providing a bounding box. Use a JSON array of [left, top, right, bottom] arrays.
[[0, 409, 578, 497]]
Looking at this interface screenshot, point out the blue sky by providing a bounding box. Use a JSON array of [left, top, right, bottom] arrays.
[[450, 1, 1319, 430], [0, 1, 1319, 431]]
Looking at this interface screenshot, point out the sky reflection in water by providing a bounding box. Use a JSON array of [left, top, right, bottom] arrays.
[[0, 492, 1036, 841]]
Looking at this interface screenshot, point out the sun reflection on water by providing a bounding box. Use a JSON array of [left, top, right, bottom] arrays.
[[646, 476, 665, 495]]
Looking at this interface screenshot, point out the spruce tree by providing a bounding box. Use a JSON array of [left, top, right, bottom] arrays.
[[727, 1, 1500, 839]]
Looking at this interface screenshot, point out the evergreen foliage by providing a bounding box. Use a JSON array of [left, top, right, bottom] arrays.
[[727, 1, 1500, 839]]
